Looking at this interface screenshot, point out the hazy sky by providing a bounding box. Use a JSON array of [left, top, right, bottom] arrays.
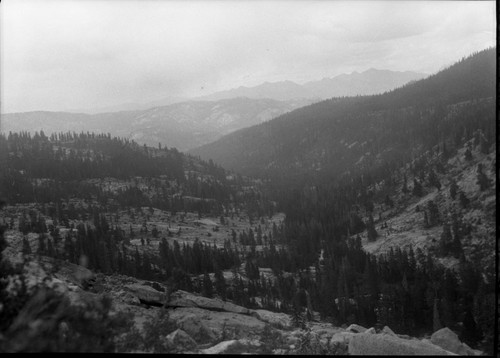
[[1, 0, 496, 113]]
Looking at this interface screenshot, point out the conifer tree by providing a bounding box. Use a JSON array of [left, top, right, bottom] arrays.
[[479, 132, 489, 154], [464, 146, 473, 161], [202, 271, 213, 298], [433, 298, 443, 332], [384, 194, 394, 208], [439, 223, 453, 256], [426, 200, 440, 227], [427, 169, 441, 191], [423, 211, 430, 228], [37, 233, 46, 255], [412, 179, 423, 197], [449, 178, 458, 200], [441, 141, 449, 160], [47, 238, 56, 257], [22, 236, 32, 255], [402, 174, 409, 194], [476, 164, 490, 191], [366, 214, 378, 242], [214, 265, 227, 300], [458, 191, 470, 209], [134, 247, 142, 277], [142, 252, 152, 279]]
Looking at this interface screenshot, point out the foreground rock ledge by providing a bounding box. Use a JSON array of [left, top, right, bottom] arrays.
[[348, 332, 457, 355], [167, 290, 251, 315], [431, 327, 479, 356]]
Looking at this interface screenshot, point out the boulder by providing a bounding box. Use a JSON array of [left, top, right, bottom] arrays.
[[397, 334, 412, 340], [169, 312, 217, 344], [125, 284, 167, 306], [117, 290, 141, 305], [143, 281, 165, 292], [167, 290, 251, 315], [346, 323, 368, 333], [365, 327, 376, 334], [431, 327, 476, 355], [309, 322, 342, 339], [285, 335, 299, 346], [349, 332, 456, 355], [251, 309, 292, 329], [124, 293, 141, 305], [165, 329, 197, 352], [272, 348, 287, 354], [201, 340, 241, 354], [200, 339, 262, 354], [23, 256, 94, 289], [55, 261, 94, 286], [330, 331, 356, 345], [168, 307, 266, 344], [381, 326, 397, 336]]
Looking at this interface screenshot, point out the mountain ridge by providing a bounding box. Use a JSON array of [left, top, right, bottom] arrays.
[[197, 68, 426, 102], [189, 48, 495, 183], [1, 97, 311, 152]]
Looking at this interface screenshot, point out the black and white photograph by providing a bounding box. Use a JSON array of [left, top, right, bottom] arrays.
[[0, 0, 496, 354]]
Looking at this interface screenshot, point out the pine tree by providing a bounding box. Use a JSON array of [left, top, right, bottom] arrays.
[[449, 178, 458, 200], [433, 298, 442, 332], [479, 132, 489, 154], [402, 174, 409, 194], [427, 169, 441, 191], [134, 247, 142, 277], [450, 213, 464, 258], [412, 179, 423, 197], [291, 305, 306, 329], [366, 214, 378, 242], [476, 164, 490, 191], [426, 200, 440, 227], [458, 191, 470, 209], [423, 211, 430, 228], [214, 265, 227, 300], [47, 238, 56, 257], [384, 194, 394, 208], [142, 252, 152, 279], [441, 141, 449, 160], [22, 236, 32, 255], [464, 146, 473, 161], [202, 271, 213, 298], [37, 233, 46, 255], [439, 223, 453, 256]]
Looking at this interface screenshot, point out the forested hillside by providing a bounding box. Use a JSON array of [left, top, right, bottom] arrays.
[[190, 47, 497, 353], [191, 48, 495, 188]]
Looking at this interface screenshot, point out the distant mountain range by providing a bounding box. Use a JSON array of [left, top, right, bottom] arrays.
[[1, 68, 427, 151], [189, 48, 495, 184], [65, 96, 188, 115], [57, 68, 426, 114], [1, 98, 311, 152], [197, 68, 426, 102]]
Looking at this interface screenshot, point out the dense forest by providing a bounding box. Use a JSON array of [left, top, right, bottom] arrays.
[[0, 131, 272, 216], [1, 129, 495, 353]]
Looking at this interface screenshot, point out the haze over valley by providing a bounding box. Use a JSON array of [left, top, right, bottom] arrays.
[[1, 68, 425, 151]]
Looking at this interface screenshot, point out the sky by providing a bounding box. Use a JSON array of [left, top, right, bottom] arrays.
[[1, 0, 496, 113]]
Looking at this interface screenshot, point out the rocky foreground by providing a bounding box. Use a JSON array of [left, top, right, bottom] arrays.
[[0, 250, 484, 355]]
